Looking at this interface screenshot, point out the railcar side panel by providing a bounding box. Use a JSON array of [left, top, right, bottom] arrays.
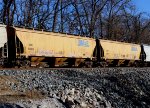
[[99, 39, 141, 60], [15, 28, 96, 59], [143, 45, 150, 62], [0, 25, 7, 58]]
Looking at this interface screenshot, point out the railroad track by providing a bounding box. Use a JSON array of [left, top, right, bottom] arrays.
[[0, 67, 147, 70]]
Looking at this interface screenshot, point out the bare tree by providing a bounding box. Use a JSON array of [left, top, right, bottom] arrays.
[[2, 0, 16, 25], [1, 0, 150, 44], [51, 0, 60, 31], [104, 0, 132, 39]]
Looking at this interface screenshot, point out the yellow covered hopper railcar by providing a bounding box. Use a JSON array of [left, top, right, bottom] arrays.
[[97, 39, 141, 66], [10, 27, 96, 67], [1, 25, 142, 67]]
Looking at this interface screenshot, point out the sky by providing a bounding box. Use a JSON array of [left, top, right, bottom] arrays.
[[133, 0, 150, 13]]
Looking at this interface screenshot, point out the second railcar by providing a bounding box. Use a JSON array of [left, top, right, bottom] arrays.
[[95, 39, 141, 66]]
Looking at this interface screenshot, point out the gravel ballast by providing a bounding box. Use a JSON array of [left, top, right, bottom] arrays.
[[0, 68, 150, 108]]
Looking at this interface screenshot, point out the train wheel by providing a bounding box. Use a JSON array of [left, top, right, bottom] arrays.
[[36, 62, 49, 68], [85, 61, 93, 68], [134, 62, 139, 67], [100, 62, 107, 67], [80, 61, 93, 68], [0, 65, 3, 68], [18, 60, 31, 68], [0, 60, 4, 68]]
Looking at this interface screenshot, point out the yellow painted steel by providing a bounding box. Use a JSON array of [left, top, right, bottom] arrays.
[[75, 59, 85, 66], [100, 39, 141, 60], [14, 27, 96, 59], [55, 58, 67, 66], [31, 57, 45, 62]]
